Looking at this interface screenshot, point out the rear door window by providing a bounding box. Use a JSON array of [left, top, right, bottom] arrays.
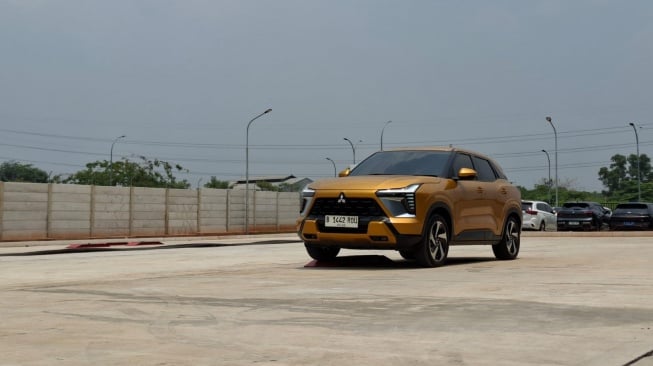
[[471, 156, 497, 182]]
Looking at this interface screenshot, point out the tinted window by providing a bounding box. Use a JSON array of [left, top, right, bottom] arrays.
[[563, 202, 589, 209], [472, 156, 497, 182], [452, 153, 474, 178], [521, 202, 532, 211], [616, 203, 648, 210], [536, 203, 552, 212], [614, 203, 650, 215], [614, 207, 649, 215], [350, 150, 450, 177]]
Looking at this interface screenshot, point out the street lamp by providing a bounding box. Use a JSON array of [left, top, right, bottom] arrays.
[[629, 122, 641, 201], [245, 108, 272, 234], [545, 116, 558, 207], [325, 157, 337, 177], [343, 137, 356, 164], [380, 120, 392, 151], [109, 135, 125, 186], [542, 149, 551, 203]]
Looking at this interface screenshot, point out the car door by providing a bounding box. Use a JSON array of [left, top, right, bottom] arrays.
[[450, 153, 489, 237], [471, 155, 505, 235], [536, 202, 556, 230]]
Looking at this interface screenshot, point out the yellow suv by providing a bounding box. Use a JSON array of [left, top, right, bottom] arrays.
[[297, 147, 522, 267]]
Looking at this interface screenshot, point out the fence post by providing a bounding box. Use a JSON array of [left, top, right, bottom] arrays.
[[165, 188, 170, 236], [197, 188, 202, 234], [225, 189, 231, 232], [252, 189, 256, 233], [0, 182, 4, 240], [46, 183, 53, 239], [129, 186, 135, 236], [90, 185, 95, 237], [276, 191, 280, 231]]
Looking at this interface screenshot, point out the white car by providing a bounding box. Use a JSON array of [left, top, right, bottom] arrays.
[[522, 200, 557, 231]]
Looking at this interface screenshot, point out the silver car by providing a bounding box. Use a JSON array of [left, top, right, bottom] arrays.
[[522, 200, 556, 231]]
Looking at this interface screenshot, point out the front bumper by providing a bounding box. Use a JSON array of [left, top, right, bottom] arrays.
[[610, 220, 652, 230], [557, 218, 594, 230], [297, 217, 423, 250]]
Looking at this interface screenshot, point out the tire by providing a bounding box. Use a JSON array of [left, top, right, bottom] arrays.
[[304, 243, 340, 261], [415, 214, 449, 268], [492, 216, 520, 260], [539, 221, 546, 231], [593, 217, 601, 231], [399, 250, 415, 260]]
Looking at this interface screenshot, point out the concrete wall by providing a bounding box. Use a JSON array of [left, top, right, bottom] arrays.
[[0, 182, 299, 241]]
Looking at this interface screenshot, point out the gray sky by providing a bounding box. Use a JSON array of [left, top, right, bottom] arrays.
[[1, 0, 652, 192]]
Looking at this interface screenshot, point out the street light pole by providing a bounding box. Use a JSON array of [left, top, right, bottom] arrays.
[[325, 157, 337, 177], [545, 116, 558, 207], [245, 108, 272, 234], [542, 149, 551, 204], [109, 135, 125, 186], [343, 137, 356, 164], [629, 122, 641, 201], [380, 120, 392, 151]]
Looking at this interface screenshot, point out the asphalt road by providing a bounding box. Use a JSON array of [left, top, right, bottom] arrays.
[[1, 233, 652, 366]]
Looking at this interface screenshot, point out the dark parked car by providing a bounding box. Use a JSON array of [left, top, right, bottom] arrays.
[[609, 203, 653, 230], [556, 202, 611, 231]]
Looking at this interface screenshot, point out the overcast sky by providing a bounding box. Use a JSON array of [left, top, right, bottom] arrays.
[[1, 0, 652, 192]]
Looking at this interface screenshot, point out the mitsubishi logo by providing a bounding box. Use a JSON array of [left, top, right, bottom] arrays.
[[337, 193, 346, 204]]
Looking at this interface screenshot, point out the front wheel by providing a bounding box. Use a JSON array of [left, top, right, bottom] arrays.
[[399, 250, 415, 260], [493, 216, 520, 260], [415, 214, 449, 268], [305, 244, 340, 261]]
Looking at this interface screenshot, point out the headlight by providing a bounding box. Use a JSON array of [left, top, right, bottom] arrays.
[[376, 184, 420, 217], [300, 187, 315, 215]]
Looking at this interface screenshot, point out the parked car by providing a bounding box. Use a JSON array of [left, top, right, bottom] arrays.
[[297, 147, 523, 268], [609, 203, 653, 230], [556, 202, 611, 231], [521, 200, 556, 231]]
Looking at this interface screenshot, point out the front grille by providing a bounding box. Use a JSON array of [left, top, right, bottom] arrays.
[[309, 198, 385, 217], [308, 198, 386, 234], [558, 211, 592, 218]]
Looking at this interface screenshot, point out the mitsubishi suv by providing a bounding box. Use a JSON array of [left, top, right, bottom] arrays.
[[297, 147, 522, 267]]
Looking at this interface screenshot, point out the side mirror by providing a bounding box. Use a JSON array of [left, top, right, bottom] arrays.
[[338, 168, 351, 177], [457, 167, 477, 180]]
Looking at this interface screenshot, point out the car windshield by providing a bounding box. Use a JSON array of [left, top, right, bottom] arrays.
[[349, 150, 450, 177], [563, 203, 589, 209], [521, 202, 532, 211], [614, 204, 649, 214]]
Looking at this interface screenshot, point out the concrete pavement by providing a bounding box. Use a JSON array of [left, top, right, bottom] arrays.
[[1, 233, 652, 365]]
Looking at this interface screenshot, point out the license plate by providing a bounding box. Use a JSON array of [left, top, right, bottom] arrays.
[[568, 221, 580, 226], [325, 215, 358, 228], [624, 222, 634, 226]]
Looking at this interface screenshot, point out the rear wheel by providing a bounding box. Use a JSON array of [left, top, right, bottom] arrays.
[[493, 216, 520, 260], [304, 244, 340, 261], [415, 214, 449, 268]]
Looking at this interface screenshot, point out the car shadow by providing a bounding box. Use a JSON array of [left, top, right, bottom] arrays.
[[302, 255, 497, 270]]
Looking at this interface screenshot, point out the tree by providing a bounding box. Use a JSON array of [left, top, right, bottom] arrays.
[[204, 177, 231, 189], [256, 181, 279, 191], [0, 161, 49, 183], [64, 156, 190, 188], [598, 153, 652, 200]]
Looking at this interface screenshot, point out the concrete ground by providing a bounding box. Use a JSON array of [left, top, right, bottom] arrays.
[[1, 232, 652, 366]]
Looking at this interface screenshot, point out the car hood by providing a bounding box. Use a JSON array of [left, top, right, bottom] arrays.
[[308, 175, 442, 191]]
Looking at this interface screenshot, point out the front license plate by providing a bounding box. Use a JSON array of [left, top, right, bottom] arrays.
[[624, 222, 634, 226], [325, 215, 358, 228], [568, 221, 580, 226]]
